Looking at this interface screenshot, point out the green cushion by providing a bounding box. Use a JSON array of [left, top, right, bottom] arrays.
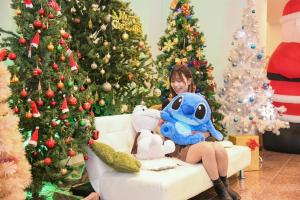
[[113, 152, 141, 173], [91, 141, 141, 173]]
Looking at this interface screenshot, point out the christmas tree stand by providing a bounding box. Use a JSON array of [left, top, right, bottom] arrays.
[[263, 123, 300, 154]]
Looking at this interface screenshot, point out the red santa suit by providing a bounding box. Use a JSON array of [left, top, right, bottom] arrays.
[[267, 0, 300, 123]]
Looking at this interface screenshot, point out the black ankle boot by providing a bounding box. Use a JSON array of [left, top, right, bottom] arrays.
[[212, 178, 233, 200], [220, 176, 241, 200]]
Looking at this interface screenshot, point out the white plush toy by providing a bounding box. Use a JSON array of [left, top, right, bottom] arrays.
[[132, 105, 176, 160]]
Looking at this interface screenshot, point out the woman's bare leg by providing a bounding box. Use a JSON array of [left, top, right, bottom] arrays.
[[212, 142, 228, 177]]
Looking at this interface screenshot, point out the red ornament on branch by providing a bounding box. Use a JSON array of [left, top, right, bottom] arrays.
[[0, 48, 8, 61], [19, 37, 27, 45], [45, 87, 54, 98], [46, 137, 56, 149], [20, 88, 28, 98], [24, 0, 33, 8], [28, 98, 40, 117], [29, 127, 39, 147], [68, 95, 77, 106], [44, 157, 52, 166], [69, 149, 76, 157], [61, 95, 69, 113], [8, 52, 17, 60]]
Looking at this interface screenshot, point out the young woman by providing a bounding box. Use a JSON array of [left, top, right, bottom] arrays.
[[162, 65, 241, 200]]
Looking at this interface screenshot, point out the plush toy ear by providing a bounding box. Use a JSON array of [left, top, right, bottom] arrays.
[[91, 141, 141, 173]]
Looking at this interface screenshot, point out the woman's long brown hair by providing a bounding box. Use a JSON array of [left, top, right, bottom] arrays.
[[169, 65, 195, 97]]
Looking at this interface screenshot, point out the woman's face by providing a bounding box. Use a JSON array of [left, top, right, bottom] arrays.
[[171, 73, 191, 94]]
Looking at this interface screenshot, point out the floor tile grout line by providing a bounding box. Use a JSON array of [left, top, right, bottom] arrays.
[[268, 154, 292, 183]]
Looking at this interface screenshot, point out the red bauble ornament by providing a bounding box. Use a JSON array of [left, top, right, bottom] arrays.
[[20, 88, 27, 98], [45, 88, 54, 98], [41, 24, 47, 30], [52, 63, 59, 71], [46, 138, 56, 149], [88, 98, 94, 104], [62, 32, 70, 39], [80, 86, 85, 92], [88, 139, 94, 145], [57, 80, 64, 90], [19, 37, 26, 45], [33, 20, 42, 28], [92, 130, 99, 140], [74, 18, 81, 24], [59, 113, 69, 120], [38, 8, 45, 16], [13, 106, 19, 113], [59, 75, 65, 81], [83, 102, 91, 110], [51, 120, 57, 127], [68, 95, 77, 106], [64, 120, 70, 127], [44, 157, 52, 166], [33, 67, 42, 76], [89, 111, 95, 117], [33, 151, 38, 157], [8, 52, 17, 60], [69, 149, 76, 157], [83, 155, 89, 161], [48, 13, 55, 19], [50, 99, 57, 107], [78, 105, 84, 112], [37, 98, 44, 107]]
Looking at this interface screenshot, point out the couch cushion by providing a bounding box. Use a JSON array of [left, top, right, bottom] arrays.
[[95, 114, 135, 153], [95, 145, 250, 200]]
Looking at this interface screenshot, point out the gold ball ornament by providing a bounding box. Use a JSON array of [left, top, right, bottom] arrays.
[[91, 62, 98, 69], [154, 88, 161, 97], [138, 41, 145, 48], [115, 83, 120, 89], [47, 42, 55, 51], [112, 46, 116, 50], [60, 29, 66, 35], [106, 53, 111, 59], [99, 99, 105, 106], [103, 41, 109, 46], [86, 77, 92, 83], [121, 104, 128, 113], [104, 14, 112, 23], [73, 86, 78, 91], [122, 32, 129, 41], [60, 168, 68, 176], [103, 57, 110, 64], [102, 82, 112, 92], [100, 68, 105, 75], [100, 24, 107, 31]]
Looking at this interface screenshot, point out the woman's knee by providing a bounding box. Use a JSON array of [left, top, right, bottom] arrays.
[[213, 142, 227, 154], [198, 142, 215, 156]]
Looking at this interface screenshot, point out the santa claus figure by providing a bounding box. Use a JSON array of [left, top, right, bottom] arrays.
[[264, 0, 300, 154], [267, 0, 300, 123]]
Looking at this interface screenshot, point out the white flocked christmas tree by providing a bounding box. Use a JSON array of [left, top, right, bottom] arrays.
[[218, 0, 289, 135]]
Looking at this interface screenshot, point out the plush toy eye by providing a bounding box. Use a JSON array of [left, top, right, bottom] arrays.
[[172, 97, 182, 110], [195, 104, 206, 120]]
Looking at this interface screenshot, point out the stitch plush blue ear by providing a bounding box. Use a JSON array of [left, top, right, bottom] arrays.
[[160, 93, 223, 145]]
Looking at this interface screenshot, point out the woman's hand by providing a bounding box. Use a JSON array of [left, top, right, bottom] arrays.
[[191, 131, 210, 138]]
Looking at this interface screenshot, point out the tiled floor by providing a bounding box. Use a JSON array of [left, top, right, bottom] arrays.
[[190, 150, 300, 200]]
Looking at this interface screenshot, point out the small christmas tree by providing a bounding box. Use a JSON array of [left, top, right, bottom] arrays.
[[0, 0, 96, 196], [0, 63, 31, 200], [218, 0, 289, 134], [61, 0, 161, 116], [156, 0, 224, 131]]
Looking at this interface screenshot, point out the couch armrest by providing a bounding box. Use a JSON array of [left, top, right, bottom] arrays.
[[85, 146, 113, 194]]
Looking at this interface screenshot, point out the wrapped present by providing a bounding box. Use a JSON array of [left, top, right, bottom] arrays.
[[229, 134, 259, 171]]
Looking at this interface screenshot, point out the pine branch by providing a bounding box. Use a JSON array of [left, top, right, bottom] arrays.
[[0, 27, 19, 38]]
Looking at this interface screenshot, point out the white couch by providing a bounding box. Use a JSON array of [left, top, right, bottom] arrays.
[[85, 114, 251, 200]]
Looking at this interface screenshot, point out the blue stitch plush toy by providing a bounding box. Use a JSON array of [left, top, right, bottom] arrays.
[[160, 93, 223, 145]]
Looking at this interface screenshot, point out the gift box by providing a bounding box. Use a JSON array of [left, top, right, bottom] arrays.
[[229, 134, 259, 171]]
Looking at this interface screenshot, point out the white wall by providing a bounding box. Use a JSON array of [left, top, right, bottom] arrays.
[[130, 0, 267, 87], [0, 0, 267, 87]]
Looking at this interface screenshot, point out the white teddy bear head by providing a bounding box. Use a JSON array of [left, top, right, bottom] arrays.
[[132, 105, 160, 132]]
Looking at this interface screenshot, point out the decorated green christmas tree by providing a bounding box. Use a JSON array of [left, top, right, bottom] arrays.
[[156, 0, 224, 131], [0, 0, 96, 197], [61, 0, 161, 116]]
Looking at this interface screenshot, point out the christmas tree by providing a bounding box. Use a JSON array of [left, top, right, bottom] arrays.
[[0, 63, 31, 200], [0, 0, 96, 196], [218, 0, 289, 135], [61, 0, 161, 116], [156, 0, 224, 131]]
